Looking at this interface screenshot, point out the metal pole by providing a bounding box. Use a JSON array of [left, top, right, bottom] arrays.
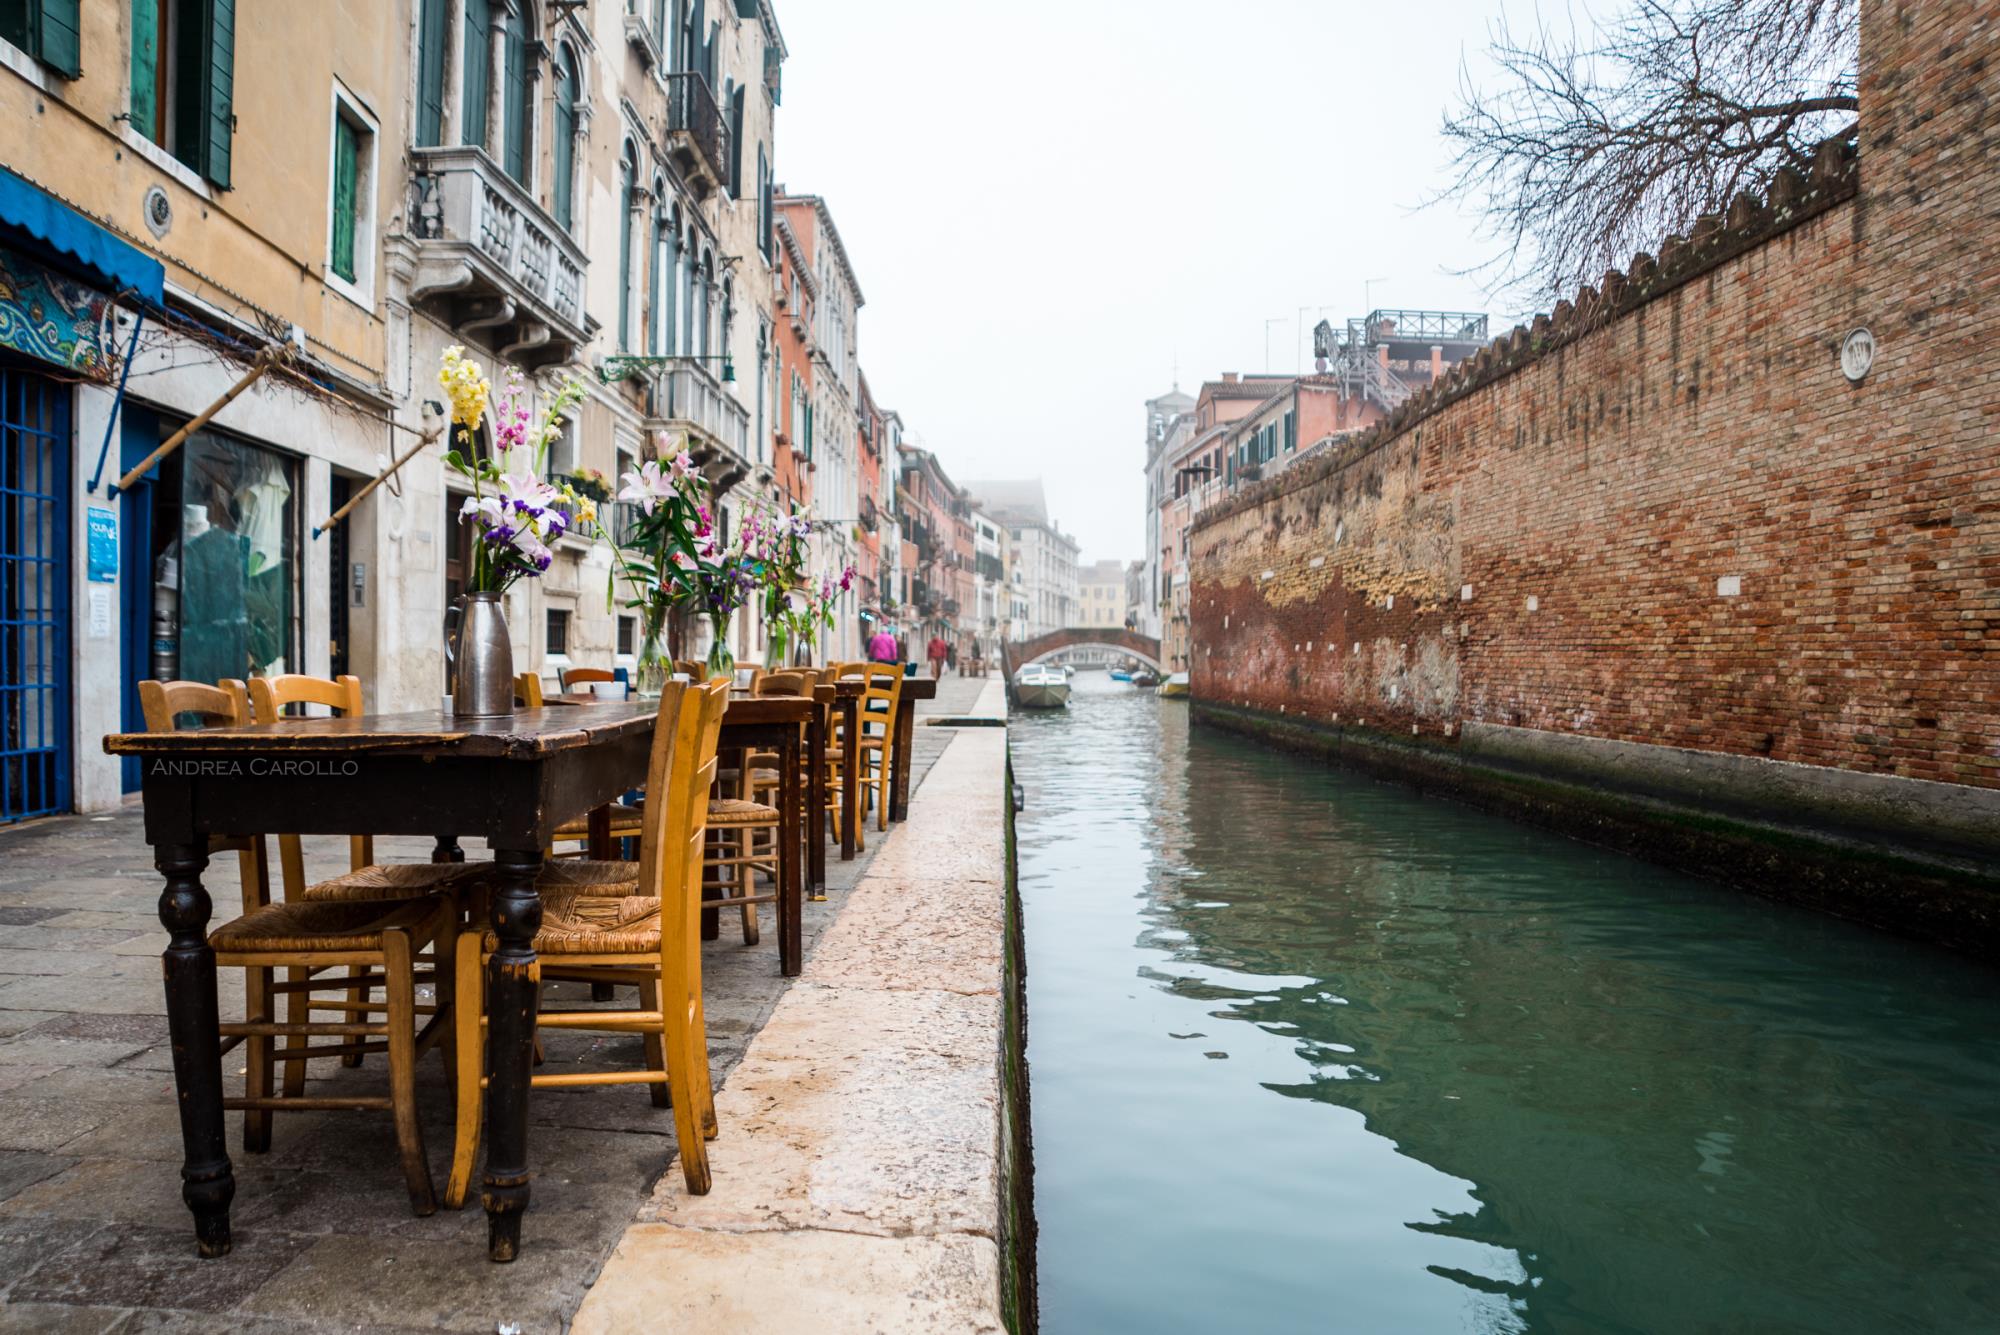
[[312, 424, 444, 539], [110, 347, 282, 496]]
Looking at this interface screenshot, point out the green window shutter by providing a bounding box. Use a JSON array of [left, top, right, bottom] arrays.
[[462, 0, 490, 148], [129, 0, 159, 140], [204, 0, 236, 188], [552, 56, 576, 229], [501, 5, 527, 182], [416, 0, 447, 145], [330, 116, 358, 282], [39, 0, 80, 77]]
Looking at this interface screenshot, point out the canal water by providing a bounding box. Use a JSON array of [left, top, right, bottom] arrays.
[[1014, 671, 2000, 1335]]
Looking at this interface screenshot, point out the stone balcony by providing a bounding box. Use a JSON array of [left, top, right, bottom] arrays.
[[664, 72, 730, 199], [406, 145, 595, 367], [643, 359, 752, 494]]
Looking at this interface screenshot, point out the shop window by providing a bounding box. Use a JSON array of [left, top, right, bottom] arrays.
[[129, 0, 236, 187], [172, 431, 299, 686]]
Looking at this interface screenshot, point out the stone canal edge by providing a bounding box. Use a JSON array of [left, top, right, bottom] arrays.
[[573, 682, 1033, 1333]]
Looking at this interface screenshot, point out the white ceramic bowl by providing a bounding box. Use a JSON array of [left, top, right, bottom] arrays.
[[592, 681, 628, 701]]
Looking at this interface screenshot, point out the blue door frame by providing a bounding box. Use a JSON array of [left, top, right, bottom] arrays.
[[0, 359, 71, 822]]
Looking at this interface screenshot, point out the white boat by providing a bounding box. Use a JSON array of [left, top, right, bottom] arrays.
[[1156, 671, 1189, 699], [1014, 663, 1071, 709]]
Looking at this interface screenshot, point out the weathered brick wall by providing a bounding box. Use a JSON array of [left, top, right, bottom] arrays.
[[1190, 0, 2000, 792]]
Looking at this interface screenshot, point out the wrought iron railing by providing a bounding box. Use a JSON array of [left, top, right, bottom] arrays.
[[665, 73, 729, 185]]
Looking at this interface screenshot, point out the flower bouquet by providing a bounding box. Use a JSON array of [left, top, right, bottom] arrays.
[[608, 433, 715, 689]]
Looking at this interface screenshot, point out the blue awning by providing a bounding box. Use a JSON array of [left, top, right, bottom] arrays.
[[0, 167, 164, 303]]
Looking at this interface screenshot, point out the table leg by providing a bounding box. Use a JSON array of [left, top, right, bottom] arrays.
[[840, 697, 859, 863], [807, 708, 827, 898], [586, 806, 612, 861], [431, 836, 465, 864], [779, 734, 802, 976], [482, 846, 543, 1262], [157, 840, 233, 1258], [890, 700, 917, 822]]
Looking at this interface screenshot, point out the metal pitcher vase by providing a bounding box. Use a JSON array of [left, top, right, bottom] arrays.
[[444, 591, 515, 719]]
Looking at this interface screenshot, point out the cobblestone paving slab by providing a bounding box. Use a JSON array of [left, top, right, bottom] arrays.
[[0, 673, 985, 1332]]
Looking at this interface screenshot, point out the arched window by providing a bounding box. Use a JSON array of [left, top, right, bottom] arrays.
[[552, 45, 579, 230], [416, 0, 449, 145], [501, 1, 533, 184], [617, 143, 638, 350], [695, 251, 712, 359], [678, 227, 694, 356], [462, 0, 492, 147]]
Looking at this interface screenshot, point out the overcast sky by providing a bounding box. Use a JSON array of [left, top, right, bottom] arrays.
[[776, 0, 1521, 565]]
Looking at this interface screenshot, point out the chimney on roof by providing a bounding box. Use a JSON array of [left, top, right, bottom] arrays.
[[1222, 372, 1238, 384]]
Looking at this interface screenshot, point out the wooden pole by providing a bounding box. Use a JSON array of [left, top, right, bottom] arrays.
[[111, 346, 282, 496], [312, 424, 443, 539]]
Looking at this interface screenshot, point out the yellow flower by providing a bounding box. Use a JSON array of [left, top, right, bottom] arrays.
[[438, 345, 491, 431], [576, 497, 598, 527]]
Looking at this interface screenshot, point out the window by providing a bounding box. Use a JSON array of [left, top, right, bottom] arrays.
[[546, 607, 570, 658], [543, 413, 578, 482], [462, 0, 490, 148], [552, 46, 578, 230], [2, 0, 79, 76], [129, 0, 236, 186], [327, 99, 375, 290], [727, 84, 745, 196], [501, 1, 532, 183], [756, 145, 772, 258], [617, 144, 637, 349], [617, 615, 635, 656], [415, 0, 447, 144]]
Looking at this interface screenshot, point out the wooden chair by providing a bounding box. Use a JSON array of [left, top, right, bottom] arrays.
[[247, 675, 478, 1084], [137, 679, 455, 1213], [446, 678, 730, 1205], [518, 673, 646, 858], [559, 666, 617, 692], [703, 671, 806, 943], [847, 663, 905, 833]]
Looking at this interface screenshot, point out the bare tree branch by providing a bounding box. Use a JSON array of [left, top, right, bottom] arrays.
[[1436, 0, 1858, 306]]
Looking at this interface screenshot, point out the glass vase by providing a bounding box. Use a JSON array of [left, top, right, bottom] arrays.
[[635, 601, 669, 694], [705, 613, 735, 681], [764, 620, 790, 672]]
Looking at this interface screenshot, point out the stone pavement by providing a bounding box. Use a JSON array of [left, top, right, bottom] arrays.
[[0, 672, 991, 1334]]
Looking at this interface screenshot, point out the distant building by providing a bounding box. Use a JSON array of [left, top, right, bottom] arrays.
[[963, 479, 1078, 638], [1139, 387, 1195, 641], [1077, 559, 1129, 629]]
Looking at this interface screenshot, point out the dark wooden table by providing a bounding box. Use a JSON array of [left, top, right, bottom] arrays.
[[103, 702, 693, 1265], [814, 680, 863, 877], [890, 675, 937, 822]]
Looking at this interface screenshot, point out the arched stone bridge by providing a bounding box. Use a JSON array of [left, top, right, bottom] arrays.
[[1012, 627, 1163, 672]]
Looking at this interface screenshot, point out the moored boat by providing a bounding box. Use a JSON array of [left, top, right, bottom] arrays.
[[1015, 663, 1071, 709], [1156, 671, 1189, 699]]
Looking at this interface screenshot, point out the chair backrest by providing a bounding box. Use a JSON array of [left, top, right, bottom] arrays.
[[855, 662, 903, 737], [245, 673, 369, 882], [248, 673, 363, 721], [632, 677, 729, 911], [560, 666, 616, 691], [514, 672, 545, 708], [674, 659, 705, 680], [138, 681, 265, 912], [138, 679, 251, 732], [754, 671, 808, 698]]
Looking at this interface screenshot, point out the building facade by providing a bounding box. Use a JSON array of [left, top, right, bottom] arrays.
[[964, 479, 1077, 639], [1077, 559, 1128, 629]]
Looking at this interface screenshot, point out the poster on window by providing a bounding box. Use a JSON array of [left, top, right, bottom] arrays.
[[177, 432, 299, 686]]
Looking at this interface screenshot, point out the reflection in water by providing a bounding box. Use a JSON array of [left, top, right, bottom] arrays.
[[1017, 674, 2000, 1335]]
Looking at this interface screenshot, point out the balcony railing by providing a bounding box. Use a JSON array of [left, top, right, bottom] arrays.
[[665, 73, 730, 195], [645, 358, 751, 491], [407, 146, 593, 365]]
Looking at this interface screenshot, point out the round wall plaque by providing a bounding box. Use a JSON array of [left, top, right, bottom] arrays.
[[1840, 327, 1874, 382]]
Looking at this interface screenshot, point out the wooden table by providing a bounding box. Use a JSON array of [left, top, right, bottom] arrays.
[[814, 680, 863, 878], [713, 695, 810, 970], [890, 675, 937, 822], [101, 702, 726, 1265]]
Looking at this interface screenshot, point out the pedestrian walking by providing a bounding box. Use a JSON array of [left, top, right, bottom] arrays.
[[868, 626, 899, 665], [926, 634, 948, 680]]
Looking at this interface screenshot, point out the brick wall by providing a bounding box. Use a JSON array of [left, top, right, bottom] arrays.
[[1190, 0, 2000, 794]]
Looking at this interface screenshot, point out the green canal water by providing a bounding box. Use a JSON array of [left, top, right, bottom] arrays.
[[1014, 672, 2000, 1335]]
